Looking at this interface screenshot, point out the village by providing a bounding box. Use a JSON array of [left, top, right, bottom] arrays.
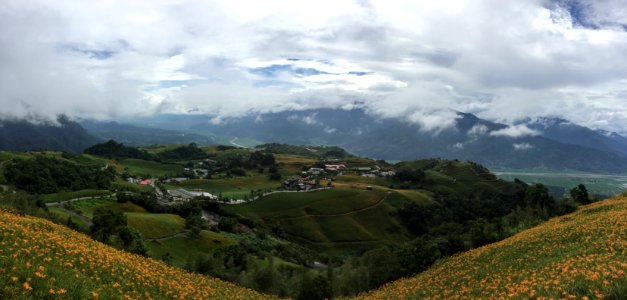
[[124, 161, 396, 205]]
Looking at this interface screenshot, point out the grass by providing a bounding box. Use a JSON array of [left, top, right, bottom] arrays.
[[226, 188, 384, 219], [64, 198, 117, 219], [125, 213, 185, 239], [110, 179, 153, 193], [118, 158, 184, 177], [40, 190, 111, 203], [225, 188, 414, 253], [274, 154, 316, 172], [147, 230, 237, 266], [47, 207, 90, 231], [350, 197, 627, 299], [167, 177, 279, 199], [0, 208, 277, 299]]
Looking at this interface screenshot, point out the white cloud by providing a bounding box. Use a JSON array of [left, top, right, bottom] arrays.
[[452, 142, 464, 150], [302, 113, 319, 125], [490, 125, 541, 138], [513, 142, 534, 150], [0, 0, 626, 133], [467, 124, 489, 136]]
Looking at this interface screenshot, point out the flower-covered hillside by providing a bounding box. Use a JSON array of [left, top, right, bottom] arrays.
[[352, 198, 627, 300], [0, 208, 279, 300]]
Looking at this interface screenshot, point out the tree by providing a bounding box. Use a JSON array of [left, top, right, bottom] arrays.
[[396, 237, 441, 276], [118, 226, 148, 256], [297, 273, 332, 300], [361, 247, 403, 288], [186, 212, 204, 237], [524, 184, 555, 214], [570, 184, 590, 204], [90, 208, 127, 243]]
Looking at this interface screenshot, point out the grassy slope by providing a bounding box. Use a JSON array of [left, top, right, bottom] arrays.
[[225, 188, 414, 253], [0, 208, 276, 300], [118, 158, 184, 177], [125, 213, 185, 239], [352, 197, 627, 300], [166, 177, 279, 199]]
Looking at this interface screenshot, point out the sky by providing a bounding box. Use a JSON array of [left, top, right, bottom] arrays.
[[1, 0, 627, 132]]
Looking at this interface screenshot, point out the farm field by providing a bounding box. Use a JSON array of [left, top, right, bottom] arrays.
[[225, 188, 414, 253], [147, 230, 237, 266], [494, 169, 627, 197], [165, 177, 279, 199], [350, 197, 627, 300], [118, 158, 184, 177], [125, 213, 185, 239]]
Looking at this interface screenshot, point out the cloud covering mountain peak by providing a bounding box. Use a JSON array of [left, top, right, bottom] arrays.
[[1, 0, 627, 132]]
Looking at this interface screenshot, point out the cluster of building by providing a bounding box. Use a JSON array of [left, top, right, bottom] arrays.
[[361, 168, 396, 178], [184, 168, 209, 178], [127, 177, 156, 186], [282, 177, 319, 191]]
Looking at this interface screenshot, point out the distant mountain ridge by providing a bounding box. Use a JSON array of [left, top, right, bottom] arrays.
[[4, 109, 627, 173], [0, 116, 100, 153], [119, 108, 627, 173], [80, 120, 216, 146]]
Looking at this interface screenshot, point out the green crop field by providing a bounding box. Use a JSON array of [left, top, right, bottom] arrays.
[[166, 177, 279, 199], [225, 188, 414, 253], [494, 169, 627, 197], [118, 158, 184, 177], [111, 179, 154, 193], [125, 213, 185, 239], [147, 230, 237, 266]]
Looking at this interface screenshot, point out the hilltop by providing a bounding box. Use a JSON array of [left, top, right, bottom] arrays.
[[352, 197, 627, 299]]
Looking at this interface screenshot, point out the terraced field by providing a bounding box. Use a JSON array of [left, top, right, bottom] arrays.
[[225, 188, 414, 253]]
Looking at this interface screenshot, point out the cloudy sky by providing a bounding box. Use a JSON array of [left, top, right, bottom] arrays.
[[1, 0, 627, 132]]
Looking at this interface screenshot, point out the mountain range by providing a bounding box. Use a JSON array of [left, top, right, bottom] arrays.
[[113, 108, 627, 173], [1, 109, 626, 173], [0, 115, 100, 153]]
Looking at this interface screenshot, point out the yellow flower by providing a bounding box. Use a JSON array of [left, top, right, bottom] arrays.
[[23, 282, 32, 291]]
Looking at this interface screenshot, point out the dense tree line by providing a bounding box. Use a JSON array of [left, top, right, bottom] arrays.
[[159, 143, 208, 160], [4, 156, 115, 194], [84, 140, 154, 160]]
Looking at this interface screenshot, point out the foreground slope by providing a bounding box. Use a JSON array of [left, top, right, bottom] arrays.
[[353, 198, 627, 299], [0, 208, 276, 300]]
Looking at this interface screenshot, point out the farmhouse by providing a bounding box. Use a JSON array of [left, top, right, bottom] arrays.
[[307, 167, 325, 175], [325, 164, 346, 170]]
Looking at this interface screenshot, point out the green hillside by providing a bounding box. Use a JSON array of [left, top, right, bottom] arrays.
[[351, 197, 627, 299], [225, 188, 413, 253]]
